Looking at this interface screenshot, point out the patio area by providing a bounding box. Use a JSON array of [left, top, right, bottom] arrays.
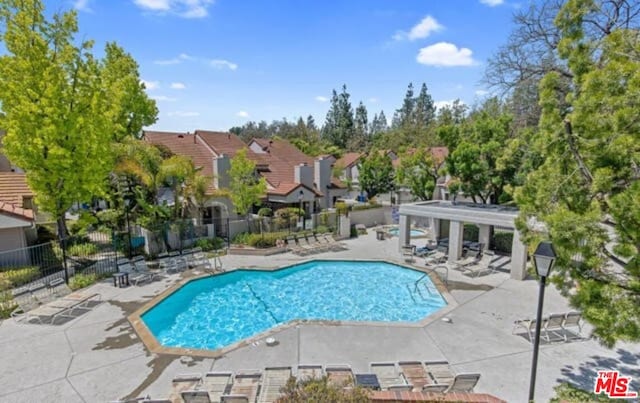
[[0, 231, 638, 402]]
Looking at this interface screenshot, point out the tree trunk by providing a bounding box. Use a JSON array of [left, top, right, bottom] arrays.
[[57, 214, 69, 240]]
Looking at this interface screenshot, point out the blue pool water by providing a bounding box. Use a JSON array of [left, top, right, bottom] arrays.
[[141, 260, 447, 350], [388, 227, 427, 237]]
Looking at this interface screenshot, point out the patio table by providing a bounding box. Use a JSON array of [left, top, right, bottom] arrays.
[[112, 272, 129, 288]]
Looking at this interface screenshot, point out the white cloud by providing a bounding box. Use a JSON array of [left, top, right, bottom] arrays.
[[168, 111, 200, 117], [133, 0, 214, 18], [475, 89, 489, 96], [394, 15, 443, 41], [154, 53, 192, 65], [210, 59, 238, 70], [480, 0, 505, 6], [170, 82, 186, 89], [73, 0, 92, 12], [141, 79, 160, 90], [315, 96, 329, 102], [434, 100, 461, 110], [236, 111, 249, 118], [151, 95, 177, 102], [368, 97, 379, 104], [416, 42, 476, 67]]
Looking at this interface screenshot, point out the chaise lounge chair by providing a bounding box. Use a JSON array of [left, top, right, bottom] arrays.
[[223, 371, 261, 403], [181, 390, 211, 403], [444, 373, 481, 393], [296, 364, 323, 381], [370, 362, 408, 390], [325, 365, 354, 388], [169, 374, 202, 402], [202, 372, 233, 402], [424, 361, 454, 386], [258, 366, 292, 403], [460, 250, 497, 278], [543, 313, 566, 342], [562, 311, 583, 340], [512, 318, 543, 342], [398, 361, 430, 391]]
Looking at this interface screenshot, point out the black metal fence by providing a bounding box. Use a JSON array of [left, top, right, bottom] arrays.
[[0, 231, 120, 296]]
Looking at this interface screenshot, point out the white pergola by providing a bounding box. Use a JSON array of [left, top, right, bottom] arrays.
[[398, 201, 528, 280]]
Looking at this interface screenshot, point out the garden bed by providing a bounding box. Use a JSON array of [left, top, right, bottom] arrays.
[[227, 246, 288, 256]]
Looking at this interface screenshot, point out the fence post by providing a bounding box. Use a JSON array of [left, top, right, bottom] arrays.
[[226, 217, 230, 248], [60, 237, 70, 284]]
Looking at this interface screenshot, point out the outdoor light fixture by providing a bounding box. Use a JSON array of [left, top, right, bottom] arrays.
[[528, 241, 557, 402], [532, 241, 557, 278]]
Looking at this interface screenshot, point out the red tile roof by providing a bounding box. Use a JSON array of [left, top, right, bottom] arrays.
[[143, 131, 216, 193], [0, 201, 34, 221], [335, 152, 362, 168], [195, 130, 248, 157], [0, 172, 33, 206]]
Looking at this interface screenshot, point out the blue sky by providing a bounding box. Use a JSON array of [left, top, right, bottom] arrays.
[[50, 0, 520, 131]]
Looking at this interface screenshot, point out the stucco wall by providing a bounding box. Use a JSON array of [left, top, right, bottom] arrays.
[[0, 227, 28, 266], [349, 206, 391, 227]]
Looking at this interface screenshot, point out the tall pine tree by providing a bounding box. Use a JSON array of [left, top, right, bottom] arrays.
[[394, 83, 415, 128], [414, 83, 435, 129], [323, 85, 354, 149], [348, 101, 368, 151]]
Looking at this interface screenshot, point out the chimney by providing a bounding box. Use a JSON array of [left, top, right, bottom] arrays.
[[294, 163, 313, 189], [213, 154, 230, 189], [315, 157, 332, 209]]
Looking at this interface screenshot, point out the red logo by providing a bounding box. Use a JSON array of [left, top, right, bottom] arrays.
[[594, 371, 638, 399]]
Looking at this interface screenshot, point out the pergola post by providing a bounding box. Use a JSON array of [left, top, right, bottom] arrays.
[[478, 224, 491, 250], [448, 220, 464, 263], [429, 217, 440, 242], [511, 229, 528, 280], [398, 214, 411, 252]]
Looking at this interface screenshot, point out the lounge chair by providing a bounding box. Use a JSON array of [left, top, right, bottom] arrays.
[[398, 361, 430, 390], [543, 313, 566, 342], [422, 384, 449, 393], [169, 374, 201, 402], [424, 361, 454, 385], [424, 250, 447, 266], [141, 399, 171, 403], [461, 251, 496, 278], [296, 364, 323, 380], [22, 291, 101, 324], [131, 261, 154, 286], [203, 372, 233, 402], [451, 250, 480, 271], [562, 311, 583, 340], [181, 390, 211, 403], [258, 366, 292, 403], [370, 362, 407, 390], [512, 318, 545, 342], [296, 235, 318, 254], [325, 365, 354, 388], [285, 236, 307, 256], [322, 233, 347, 250], [444, 373, 480, 393], [307, 234, 329, 253], [224, 371, 261, 403]]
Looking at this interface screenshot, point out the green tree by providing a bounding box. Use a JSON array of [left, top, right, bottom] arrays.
[[158, 155, 209, 219], [370, 110, 388, 139], [348, 101, 368, 151], [444, 97, 515, 204], [397, 148, 440, 201], [414, 83, 435, 129], [228, 149, 267, 217], [323, 85, 354, 149], [0, 0, 156, 238], [514, 0, 640, 346], [358, 151, 395, 199], [393, 82, 415, 129]]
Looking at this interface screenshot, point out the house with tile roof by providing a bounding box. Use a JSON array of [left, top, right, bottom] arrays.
[[0, 172, 37, 258], [143, 130, 347, 232]]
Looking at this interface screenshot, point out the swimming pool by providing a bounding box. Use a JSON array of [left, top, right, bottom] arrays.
[[141, 260, 446, 351], [388, 227, 428, 237]]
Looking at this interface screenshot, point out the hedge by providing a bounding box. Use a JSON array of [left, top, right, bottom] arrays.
[[0, 266, 40, 291], [233, 231, 289, 248], [67, 242, 99, 256], [351, 203, 383, 211], [492, 231, 513, 253], [463, 224, 479, 242]]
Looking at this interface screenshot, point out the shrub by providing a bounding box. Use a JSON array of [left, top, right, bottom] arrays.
[[69, 273, 106, 291], [0, 266, 40, 290], [232, 232, 288, 248], [67, 242, 99, 256], [232, 232, 251, 245], [492, 231, 514, 253], [350, 225, 358, 238], [463, 224, 479, 242], [277, 376, 370, 403], [257, 207, 273, 217], [0, 292, 17, 319], [194, 237, 225, 251], [550, 383, 610, 402], [68, 211, 99, 235], [351, 203, 383, 211], [315, 225, 330, 234], [335, 202, 349, 215]]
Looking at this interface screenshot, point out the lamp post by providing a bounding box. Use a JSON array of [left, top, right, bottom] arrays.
[[298, 190, 305, 230], [124, 198, 132, 259], [529, 241, 557, 402]]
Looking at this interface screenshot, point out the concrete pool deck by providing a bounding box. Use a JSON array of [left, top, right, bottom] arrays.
[[0, 231, 638, 402]]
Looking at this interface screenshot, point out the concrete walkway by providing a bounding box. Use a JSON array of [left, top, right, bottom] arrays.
[[0, 231, 638, 402]]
